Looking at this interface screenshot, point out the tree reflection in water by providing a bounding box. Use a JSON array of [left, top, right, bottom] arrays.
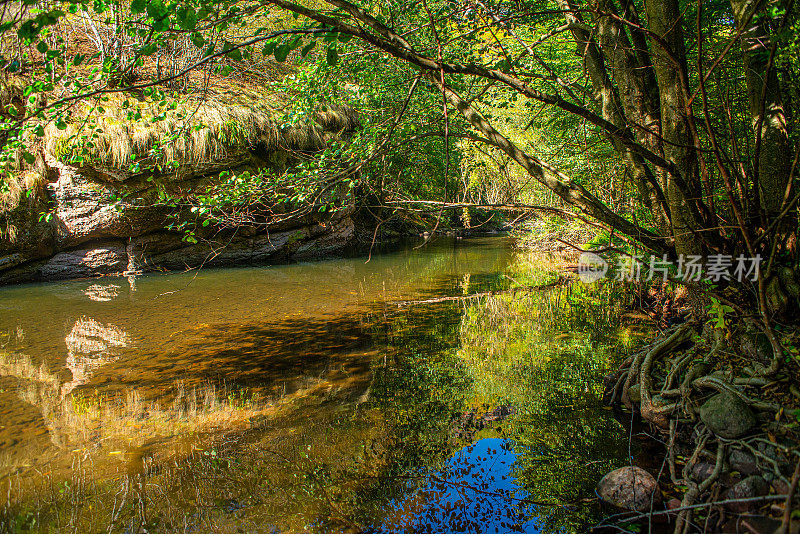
[[1, 247, 647, 534]]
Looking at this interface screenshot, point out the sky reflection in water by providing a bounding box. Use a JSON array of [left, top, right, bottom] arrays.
[[377, 438, 539, 534]]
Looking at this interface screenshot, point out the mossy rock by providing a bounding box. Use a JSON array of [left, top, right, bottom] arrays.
[[699, 393, 757, 439]]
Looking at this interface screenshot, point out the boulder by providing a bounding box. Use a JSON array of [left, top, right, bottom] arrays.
[[49, 163, 174, 248], [597, 466, 662, 511], [38, 242, 128, 280], [699, 393, 757, 439], [691, 462, 716, 482], [725, 476, 769, 513], [728, 449, 759, 476]]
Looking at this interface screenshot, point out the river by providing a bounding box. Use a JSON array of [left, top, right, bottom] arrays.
[[0, 236, 650, 533]]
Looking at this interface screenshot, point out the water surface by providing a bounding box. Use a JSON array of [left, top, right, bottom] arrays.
[[0, 237, 647, 533]]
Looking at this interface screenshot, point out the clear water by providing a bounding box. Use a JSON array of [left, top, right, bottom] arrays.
[[0, 237, 647, 534]]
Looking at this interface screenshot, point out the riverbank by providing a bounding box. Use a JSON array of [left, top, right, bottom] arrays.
[[512, 221, 800, 533], [0, 71, 364, 286], [595, 321, 800, 534]]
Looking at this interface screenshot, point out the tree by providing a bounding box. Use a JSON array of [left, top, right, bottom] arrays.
[[0, 0, 797, 341], [248, 0, 797, 361]]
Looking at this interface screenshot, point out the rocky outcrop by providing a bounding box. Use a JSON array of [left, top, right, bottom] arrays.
[[0, 116, 358, 285]]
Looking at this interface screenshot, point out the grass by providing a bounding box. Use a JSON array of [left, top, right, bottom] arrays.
[[0, 54, 358, 217], [44, 93, 359, 173], [0, 72, 49, 216]]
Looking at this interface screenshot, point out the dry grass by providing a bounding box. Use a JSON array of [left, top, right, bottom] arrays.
[[0, 169, 46, 210], [0, 72, 51, 216], [1, 59, 358, 219], [43, 90, 359, 174]]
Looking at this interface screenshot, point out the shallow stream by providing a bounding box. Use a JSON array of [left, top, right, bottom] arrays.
[[0, 236, 649, 533]]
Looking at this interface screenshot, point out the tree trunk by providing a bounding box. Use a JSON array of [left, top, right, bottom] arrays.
[[730, 0, 793, 241], [595, 0, 661, 153], [644, 0, 704, 259], [559, 0, 669, 228]]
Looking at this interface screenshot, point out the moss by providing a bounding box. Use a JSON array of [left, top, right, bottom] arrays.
[[285, 229, 306, 246]]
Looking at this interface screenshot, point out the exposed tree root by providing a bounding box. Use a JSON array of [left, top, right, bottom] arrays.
[[601, 319, 800, 533]]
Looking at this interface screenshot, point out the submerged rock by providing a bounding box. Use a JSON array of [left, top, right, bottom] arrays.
[[699, 393, 757, 439], [597, 466, 662, 511]]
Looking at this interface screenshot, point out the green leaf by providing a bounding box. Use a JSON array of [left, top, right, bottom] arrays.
[[130, 0, 146, 14], [177, 6, 197, 29], [17, 20, 38, 40], [146, 0, 167, 19], [224, 43, 242, 61], [274, 44, 291, 62], [326, 45, 338, 66], [495, 59, 510, 72], [22, 151, 36, 164], [301, 41, 316, 58], [36, 40, 48, 54], [191, 32, 205, 48], [262, 41, 276, 56]]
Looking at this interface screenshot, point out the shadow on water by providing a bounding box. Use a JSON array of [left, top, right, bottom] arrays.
[[0, 240, 649, 534]]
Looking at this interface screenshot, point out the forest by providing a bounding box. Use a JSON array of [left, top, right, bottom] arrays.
[[0, 0, 799, 532]]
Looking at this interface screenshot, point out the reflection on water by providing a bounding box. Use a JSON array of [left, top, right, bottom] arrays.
[[63, 317, 130, 397], [378, 438, 538, 533], [82, 283, 121, 302], [0, 237, 647, 533]]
